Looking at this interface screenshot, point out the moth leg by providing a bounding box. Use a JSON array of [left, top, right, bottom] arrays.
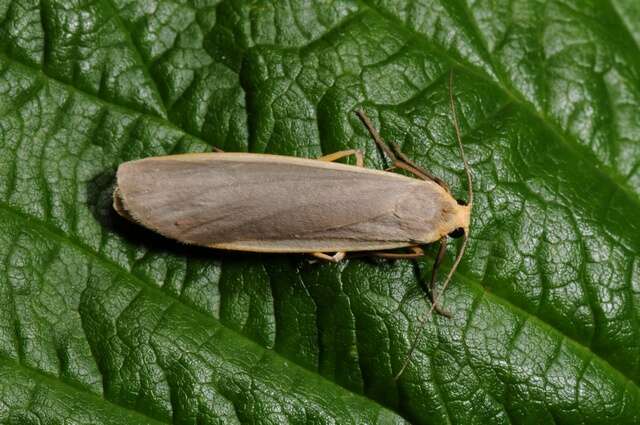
[[318, 149, 364, 167], [393, 143, 452, 190], [312, 252, 347, 262], [355, 110, 449, 190], [429, 238, 452, 317], [369, 243, 449, 316], [370, 246, 424, 259]]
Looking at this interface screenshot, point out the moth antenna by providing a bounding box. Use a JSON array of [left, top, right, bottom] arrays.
[[449, 70, 473, 207], [394, 71, 473, 381]]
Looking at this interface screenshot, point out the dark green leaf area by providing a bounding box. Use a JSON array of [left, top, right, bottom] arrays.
[[0, 1, 639, 424]]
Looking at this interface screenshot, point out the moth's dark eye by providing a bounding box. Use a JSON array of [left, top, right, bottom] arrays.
[[448, 227, 465, 239], [456, 199, 467, 206]]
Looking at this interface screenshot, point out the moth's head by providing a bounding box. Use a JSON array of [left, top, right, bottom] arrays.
[[446, 198, 471, 240]]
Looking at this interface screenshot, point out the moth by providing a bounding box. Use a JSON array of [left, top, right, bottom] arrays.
[[113, 73, 472, 378], [113, 116, 472, 286]]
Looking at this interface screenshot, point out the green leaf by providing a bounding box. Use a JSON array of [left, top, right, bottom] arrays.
[[0, 0, 639, 424]]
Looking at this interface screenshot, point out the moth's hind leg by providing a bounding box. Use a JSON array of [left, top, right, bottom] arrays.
[[369, 244, 451, 317], [369, 246, 424, 259], [311, 252, 346, 263], [355, 110, 449, 190], [318, 149, 364, 167]]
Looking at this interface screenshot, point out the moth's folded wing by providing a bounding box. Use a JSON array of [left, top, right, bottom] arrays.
[[115, 155, 442, 252]]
